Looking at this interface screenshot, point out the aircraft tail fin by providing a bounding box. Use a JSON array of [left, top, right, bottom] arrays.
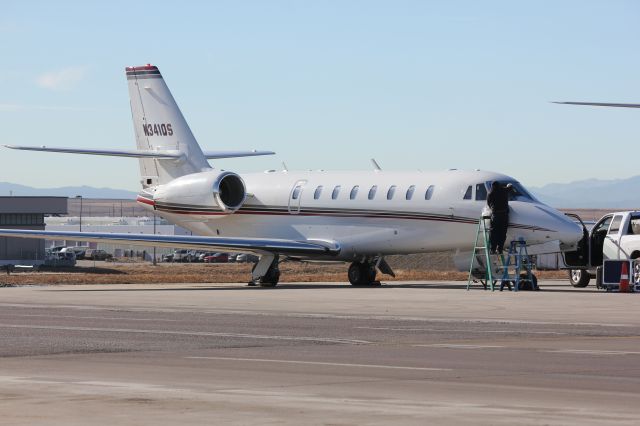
[[126, 64, 210, 187]]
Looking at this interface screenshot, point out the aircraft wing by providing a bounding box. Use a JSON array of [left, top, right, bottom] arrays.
[[553, 102, 640, 108], [0, 229, 340, 256], [3, 145, 275, 160]]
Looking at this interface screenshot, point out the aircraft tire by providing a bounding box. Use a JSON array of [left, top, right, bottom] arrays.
[[259, 266, 280, 287], [348, 262, 376, 286], [569, 269, 590, 288]]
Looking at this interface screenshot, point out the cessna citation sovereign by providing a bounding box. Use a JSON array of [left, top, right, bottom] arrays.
[[0, 65, 583, 286]]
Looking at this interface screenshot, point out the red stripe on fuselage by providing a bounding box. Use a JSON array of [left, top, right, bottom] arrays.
[[136, 196, 155, 207]]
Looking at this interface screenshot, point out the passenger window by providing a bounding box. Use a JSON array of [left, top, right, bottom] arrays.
[[463, 186, 472, 200], [425, 185, 434, 200], [475, 183, 487, 201], [387, 185, 397, 200], [314, 185, 323, 200], [608, 215, 623, 234], [292, 186, 301, 200], [350, 185, 359, 200], [332, 185, 341, 200], [406, 185, 415, 200], [368, 185, 378, 200]]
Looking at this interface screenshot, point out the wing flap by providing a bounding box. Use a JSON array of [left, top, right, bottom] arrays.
[[0, 229, 339, 256]]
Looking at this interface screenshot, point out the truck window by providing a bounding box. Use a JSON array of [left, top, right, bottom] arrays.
[[629, 217, 640, 235], [608, 215, 623, 234]]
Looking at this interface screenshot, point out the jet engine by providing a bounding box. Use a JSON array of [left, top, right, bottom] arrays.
[[153, 170, 246, 213]]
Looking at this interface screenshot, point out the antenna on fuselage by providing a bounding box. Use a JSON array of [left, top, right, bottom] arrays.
[[371, 158, 382, 172], [282, 162, 289, 172]]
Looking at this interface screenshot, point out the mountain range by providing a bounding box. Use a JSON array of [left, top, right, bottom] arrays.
[[530, 175, 640, 209], [0, 182, 137, 199], [0, 177, 638, 209]]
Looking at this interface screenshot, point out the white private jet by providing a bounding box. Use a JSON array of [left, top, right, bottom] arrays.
[[0, 65, 583, 286]]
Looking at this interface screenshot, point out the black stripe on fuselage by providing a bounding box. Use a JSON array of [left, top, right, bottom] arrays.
[[145, 201, 554, 232]]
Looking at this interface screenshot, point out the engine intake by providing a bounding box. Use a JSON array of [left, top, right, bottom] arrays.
[[153, 170, 247, 214], [214, 172, 246, 211]]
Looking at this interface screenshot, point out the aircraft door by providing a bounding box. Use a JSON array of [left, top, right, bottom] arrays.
[[288, 180, 307, 214]]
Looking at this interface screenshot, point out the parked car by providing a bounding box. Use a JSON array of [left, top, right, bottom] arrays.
[[204, 253, 229, 263], [61, 246, 89, 260], [162, 249, 190, 262], [44, 250, 76, 267], [235, 253, 259, 263], [184, 250, 206, 263], [198, 251, 216, 262], [84, 249, 113, 261]]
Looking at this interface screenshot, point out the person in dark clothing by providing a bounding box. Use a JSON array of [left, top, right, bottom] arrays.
[[486, 181, 510, 254]]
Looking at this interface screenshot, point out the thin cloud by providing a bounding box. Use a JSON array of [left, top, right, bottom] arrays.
[[0, 103, 94, 112], [36, 66, 88, 90]]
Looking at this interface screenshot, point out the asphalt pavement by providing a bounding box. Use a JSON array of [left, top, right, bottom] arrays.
[[0, 280, 639, 425]]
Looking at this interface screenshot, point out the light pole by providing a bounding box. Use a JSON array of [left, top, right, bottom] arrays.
[[75, 195, 83, 232], [152, 213, 157, 266]]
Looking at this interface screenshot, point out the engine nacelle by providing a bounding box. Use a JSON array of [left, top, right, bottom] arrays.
[[153, 170, 246, 213]]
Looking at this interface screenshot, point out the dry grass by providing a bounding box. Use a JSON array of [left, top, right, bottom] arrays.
[[0, 261, 568, 286]]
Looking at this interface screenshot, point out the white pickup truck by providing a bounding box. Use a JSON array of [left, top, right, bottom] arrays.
[[563, 211, 640, 287]]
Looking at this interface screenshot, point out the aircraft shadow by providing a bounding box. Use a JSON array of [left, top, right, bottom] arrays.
[[47, 282, 601, 292], [50, 282, 471, 292]]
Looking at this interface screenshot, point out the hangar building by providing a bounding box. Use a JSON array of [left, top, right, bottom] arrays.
[[0, 196, 68, 266]]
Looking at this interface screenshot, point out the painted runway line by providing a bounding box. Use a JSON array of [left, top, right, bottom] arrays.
[[186, 356, 451, 371], [0, 324, 370, 345]]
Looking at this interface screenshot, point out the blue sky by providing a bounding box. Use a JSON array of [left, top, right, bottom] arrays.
[[1, 0, 639, 191]]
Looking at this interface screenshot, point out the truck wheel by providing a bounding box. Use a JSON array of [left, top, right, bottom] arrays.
[[569, 269, 590, 288]]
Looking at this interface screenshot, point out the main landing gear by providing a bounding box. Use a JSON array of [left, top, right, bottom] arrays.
[[249, 254, 280, 287], [348, 261, 379, 286]]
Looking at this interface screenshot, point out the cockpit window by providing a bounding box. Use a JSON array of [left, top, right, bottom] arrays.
[[475, 183, 487, 201], [463, 186, 472, 200], [486, 180, 537, 203]]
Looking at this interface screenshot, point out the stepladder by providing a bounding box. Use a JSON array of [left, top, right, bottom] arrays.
[[499, 239, 538, 291], [467, 213, 499, 290], [467, 216, 538, 292]]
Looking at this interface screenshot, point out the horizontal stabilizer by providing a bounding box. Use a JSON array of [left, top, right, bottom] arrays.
[[203, 150, 275, 159], [0, 229, 339, 256], [4, 145, 275, 160], [3, 145, 182, 158], [553, 101, 640, 108]]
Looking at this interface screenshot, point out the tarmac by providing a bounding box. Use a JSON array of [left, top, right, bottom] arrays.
[[0, 280, 639, 425]]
